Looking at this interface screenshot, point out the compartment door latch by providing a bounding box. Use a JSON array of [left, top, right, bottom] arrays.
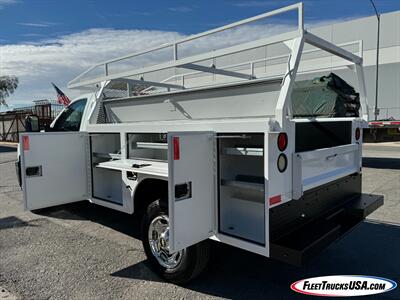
[[25, 166, 42, 177], [174, 182, 192, 201]]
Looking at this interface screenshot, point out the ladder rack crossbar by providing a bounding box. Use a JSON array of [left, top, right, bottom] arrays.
[[68, 3, 304, 89], [180, 63, 255, 80], [116, 78, 185, 91]]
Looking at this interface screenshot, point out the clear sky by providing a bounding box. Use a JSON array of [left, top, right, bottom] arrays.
[[0, 0, 399, 109]]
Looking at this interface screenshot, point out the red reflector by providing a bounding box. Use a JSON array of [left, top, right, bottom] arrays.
[[370, 122, 383, 126], [22, 136, 30, 151], [173, 137, 180, 160], [355, 127, 361, 141], [269, 195, 281, 206], [277, 132, 288, 151]]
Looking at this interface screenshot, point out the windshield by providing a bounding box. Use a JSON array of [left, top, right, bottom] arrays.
[[52, 98, 87, 131]]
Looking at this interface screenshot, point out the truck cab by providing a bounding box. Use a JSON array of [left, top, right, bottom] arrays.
[[48, 94, 93, 132]]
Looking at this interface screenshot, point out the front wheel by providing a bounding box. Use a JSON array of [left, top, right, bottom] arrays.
[[141, 199, 210, 284]]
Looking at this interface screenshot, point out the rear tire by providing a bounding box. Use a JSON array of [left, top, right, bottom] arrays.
[[141, 199, 210, 284]]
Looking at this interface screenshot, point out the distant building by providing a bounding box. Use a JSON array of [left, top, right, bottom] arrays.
[[308, 10, 400, 120]]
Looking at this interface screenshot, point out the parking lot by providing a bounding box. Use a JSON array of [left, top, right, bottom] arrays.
[[1, 143, 399, 299]]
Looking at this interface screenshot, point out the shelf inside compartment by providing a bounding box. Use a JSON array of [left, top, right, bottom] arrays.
[[220, 197, 265, 244], [222, 147, 263, 156], [95, 158, 168, 177], [92, 152, 122, 160], [221, 179, 264, 192], [136, 142, 168, 150], [221, 174, 264, 192]]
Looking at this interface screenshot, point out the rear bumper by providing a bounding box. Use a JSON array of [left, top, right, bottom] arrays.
[[270, 174, 383, 265]]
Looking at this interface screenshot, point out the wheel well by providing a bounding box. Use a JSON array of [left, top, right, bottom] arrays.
[[134, 178, 168, 214]]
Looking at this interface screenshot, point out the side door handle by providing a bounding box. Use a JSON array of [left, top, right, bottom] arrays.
[[25, 166, 42, 177], [326, 153, 338, 160], [174, 182, 192, 201]]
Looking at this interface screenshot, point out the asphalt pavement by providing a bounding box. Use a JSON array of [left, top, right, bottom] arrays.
[[0, 143, 399, 299]]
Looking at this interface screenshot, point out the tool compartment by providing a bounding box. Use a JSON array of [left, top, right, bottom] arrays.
[[218, 134, 265, 245], [90, 133, 123, 204]]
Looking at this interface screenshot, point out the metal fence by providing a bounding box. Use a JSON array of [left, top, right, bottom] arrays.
[[0, 101, 63, 142]]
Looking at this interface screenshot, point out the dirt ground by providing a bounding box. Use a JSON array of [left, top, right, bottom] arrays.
[[0, 143, 399, 299]]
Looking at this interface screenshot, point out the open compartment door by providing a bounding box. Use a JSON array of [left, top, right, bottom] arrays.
[[20, 132, 89, 210], [168, 131, 216, 252]]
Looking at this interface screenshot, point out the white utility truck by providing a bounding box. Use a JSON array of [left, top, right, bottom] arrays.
[[18, 3, 383, 283]]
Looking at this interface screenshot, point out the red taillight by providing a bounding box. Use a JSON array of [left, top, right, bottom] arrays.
[[355, 127, 361, 141], [277, 132, 288, 151], [173, 137, 180, 160]]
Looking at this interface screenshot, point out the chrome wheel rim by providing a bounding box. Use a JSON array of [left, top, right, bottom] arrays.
[[148, 215, 184, 269]]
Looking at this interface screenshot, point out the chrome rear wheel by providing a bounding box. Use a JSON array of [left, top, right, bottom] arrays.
[[142, 199, 210, 283], [148, 215, 184, 269]]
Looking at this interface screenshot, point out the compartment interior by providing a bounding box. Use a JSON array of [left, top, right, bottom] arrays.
[[218, 133, 265, 245], [90, 133, 123, 204], [127, 133, 167, 161], [295, 121, 352, 152]]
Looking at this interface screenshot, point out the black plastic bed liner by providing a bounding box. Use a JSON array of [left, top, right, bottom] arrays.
[[269, 174, 383, 266]]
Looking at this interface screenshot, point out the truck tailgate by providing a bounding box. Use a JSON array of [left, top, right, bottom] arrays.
[[293, 143, 360, 199]]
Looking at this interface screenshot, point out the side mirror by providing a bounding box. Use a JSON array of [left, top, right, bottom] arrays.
[[25, 115, 40, 132]]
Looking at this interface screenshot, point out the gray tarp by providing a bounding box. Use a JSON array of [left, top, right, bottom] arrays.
[[292, 73, 360, 118]]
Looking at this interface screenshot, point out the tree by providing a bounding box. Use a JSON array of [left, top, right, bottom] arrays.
[[0, 76, 19, 107]]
